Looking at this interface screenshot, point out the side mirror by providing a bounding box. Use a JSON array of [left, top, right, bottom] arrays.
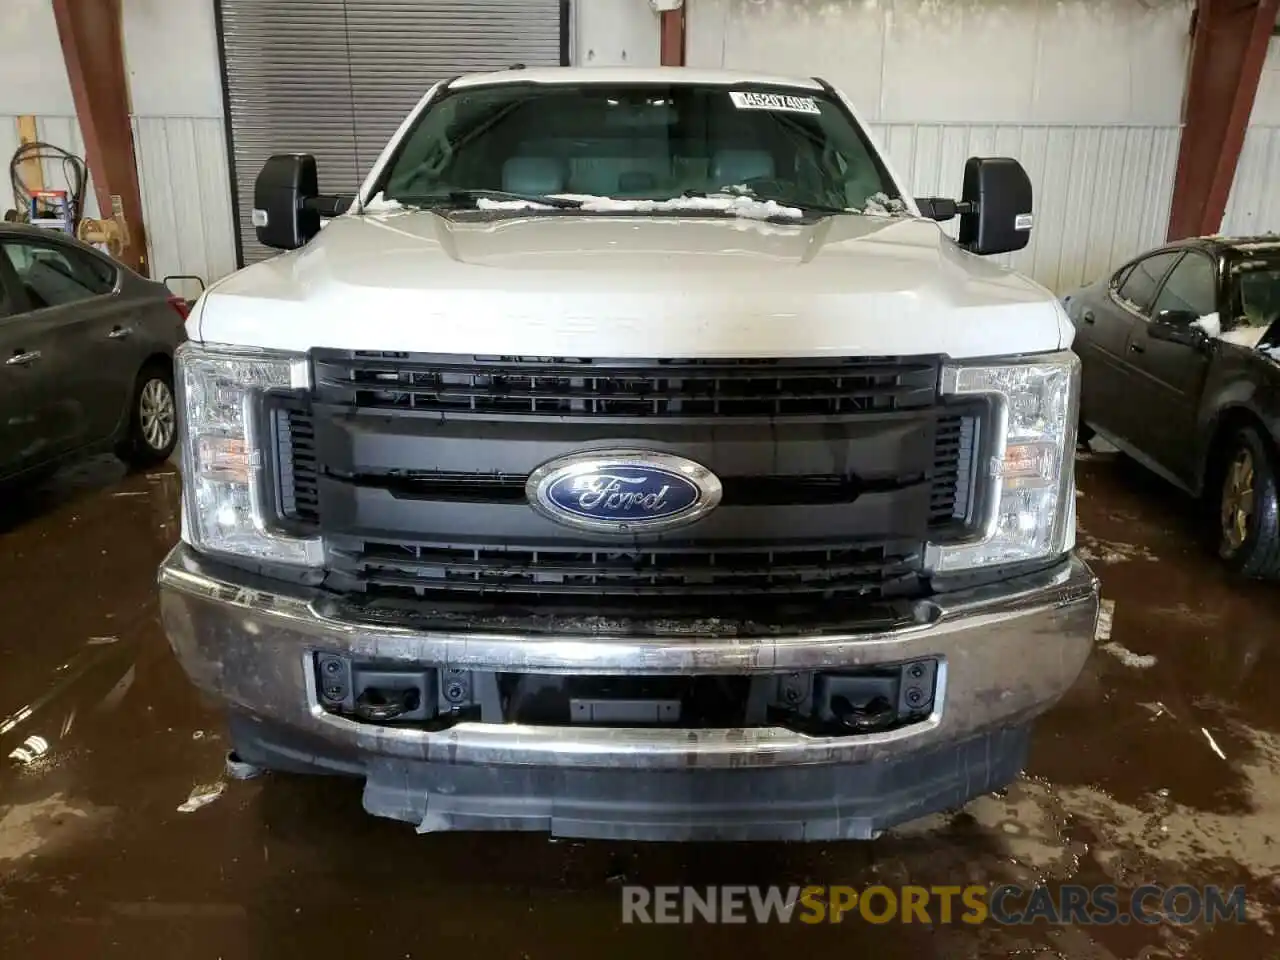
[[957, 157, 1033, 256], [253, 154, 321, 251], [1154, 309, 1199, 328], [1150, 309, 1210, 346]]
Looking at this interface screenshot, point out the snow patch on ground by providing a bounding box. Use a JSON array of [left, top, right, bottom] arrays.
[[1093, 597, 1157, 668], [1094, 598, 1115, 641], [176, 782, 224, 814], [1076, 534, 1158, 564], [0, 794, 106, 862], [1099, 642, 1157, 670]]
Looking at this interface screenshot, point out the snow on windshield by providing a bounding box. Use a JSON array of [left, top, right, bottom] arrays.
[[475, 193, 805, 220], [471, 190, 913, 220], [858, 192, 909, 217], [361, 192, 405, 215]]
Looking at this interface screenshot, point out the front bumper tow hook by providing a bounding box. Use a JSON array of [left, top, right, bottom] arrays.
[[354, 687, 421, 722], [831, 695, 895, 732]]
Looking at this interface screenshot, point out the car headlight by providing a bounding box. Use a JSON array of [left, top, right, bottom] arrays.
[[176, 342, 323, 566], [926, 350, 1079, 572]]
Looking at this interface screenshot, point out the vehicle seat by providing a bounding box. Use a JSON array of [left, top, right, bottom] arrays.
[[712, 148, 774, 187], [502, 156, 567, 195]]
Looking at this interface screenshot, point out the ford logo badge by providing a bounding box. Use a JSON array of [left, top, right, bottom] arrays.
[[526, 450, 722, 534]]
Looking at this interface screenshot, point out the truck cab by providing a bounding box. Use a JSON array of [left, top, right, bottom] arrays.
[[159, 67, 1098, 841]]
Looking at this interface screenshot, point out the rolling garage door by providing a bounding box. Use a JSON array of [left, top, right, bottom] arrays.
[[217, 0, 568, 265]]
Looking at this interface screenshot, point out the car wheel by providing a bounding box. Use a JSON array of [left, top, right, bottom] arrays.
[[118, 361, 177, 469], [1215, 426, 1280, 579]]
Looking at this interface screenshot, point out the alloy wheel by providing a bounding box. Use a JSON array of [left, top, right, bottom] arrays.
[[1221, 448, 1256, 552], [139, 378, 176, 452]]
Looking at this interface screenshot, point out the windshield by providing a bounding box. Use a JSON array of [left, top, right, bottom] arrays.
[[1232, 264, 1280, 329], [375, 82, 903, 214]]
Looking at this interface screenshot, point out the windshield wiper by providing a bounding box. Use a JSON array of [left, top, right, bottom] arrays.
[[403, 189, 583, 210], [680, 189, 846, 216]]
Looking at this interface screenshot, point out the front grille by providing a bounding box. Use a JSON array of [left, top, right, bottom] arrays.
[[313, 351, 941, 418], [328, 540, 921, 600], [273, 352, 985, 610]]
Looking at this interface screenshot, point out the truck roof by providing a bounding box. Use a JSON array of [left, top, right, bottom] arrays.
[[449, 66, 825, 91]]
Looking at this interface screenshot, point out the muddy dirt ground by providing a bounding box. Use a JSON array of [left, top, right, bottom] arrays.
[[1, 449, 1278, 959]]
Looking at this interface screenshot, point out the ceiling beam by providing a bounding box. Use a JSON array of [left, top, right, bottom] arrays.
[[50, 0, 148, 274], [1167, 0, 1279, 240]]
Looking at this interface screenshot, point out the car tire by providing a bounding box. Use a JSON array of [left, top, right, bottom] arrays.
[[117, 360, 177, 469], [1213, 426, 1280, 579]]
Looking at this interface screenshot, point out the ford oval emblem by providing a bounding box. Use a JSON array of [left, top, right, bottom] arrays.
[[526, 450, 722, 534]]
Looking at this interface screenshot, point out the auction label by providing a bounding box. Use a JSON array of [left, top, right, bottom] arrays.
[[729, 91, 821, 115]]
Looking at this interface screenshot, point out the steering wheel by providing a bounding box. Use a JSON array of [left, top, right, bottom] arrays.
[[716, 175, 786, 196]]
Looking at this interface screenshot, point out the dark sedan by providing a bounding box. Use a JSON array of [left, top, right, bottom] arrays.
[[1063, 235, 1280, 578], [0, 223, 187, 485]]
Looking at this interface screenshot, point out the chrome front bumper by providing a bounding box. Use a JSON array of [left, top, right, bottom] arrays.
[[158, 545, 1098, 771]]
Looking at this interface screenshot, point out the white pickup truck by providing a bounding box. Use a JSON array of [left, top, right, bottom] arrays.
[[158, 67, 1098, 841]]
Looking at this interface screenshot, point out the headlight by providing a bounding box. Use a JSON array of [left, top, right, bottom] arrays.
[[177, 343, 323, 566], [926, 351, 1079, 572]]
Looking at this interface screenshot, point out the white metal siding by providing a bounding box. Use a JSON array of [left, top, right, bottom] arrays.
[[871, 122, 1180, 293], [1222, 39, 1280, 237], [218, 0, 565, 264], [2, 114, 235, 299], [1223, 126, 1280, 238], [686, 0, 1190, 292], [132, 117, 240, 301]]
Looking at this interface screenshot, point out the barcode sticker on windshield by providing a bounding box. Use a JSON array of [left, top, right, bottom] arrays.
[[729, 91, 821, 115]]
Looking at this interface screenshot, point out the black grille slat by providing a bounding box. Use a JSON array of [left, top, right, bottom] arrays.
[[929, 414, 973, 525], [333, 541, 921, 599], [313, 351, 941, 418], [359, 471, 903, 507], [272, 400, 319, 526]]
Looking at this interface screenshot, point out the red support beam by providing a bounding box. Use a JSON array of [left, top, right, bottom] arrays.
[[660, 5, 686, 67], [51, 0, 148, 275], [1167, 0, 1278, 240]]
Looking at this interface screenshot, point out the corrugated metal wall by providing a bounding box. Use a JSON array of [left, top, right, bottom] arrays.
[[219, 0, 566, 264], [1222, 37, 1280, 238], [1223, 126, 1280, 237], [3, 114, 1179, 299], [870, 122, 1181, 293], [2, 114, 236, 301]]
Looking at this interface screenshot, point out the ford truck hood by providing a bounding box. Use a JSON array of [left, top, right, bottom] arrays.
[[194, 210, 1072, 359]]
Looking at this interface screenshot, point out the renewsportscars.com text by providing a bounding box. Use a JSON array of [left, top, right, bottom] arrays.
[[621, 884, 1247, 926]]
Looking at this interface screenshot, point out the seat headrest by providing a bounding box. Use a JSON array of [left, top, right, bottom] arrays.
[[712, 148, 774, 186], [502, 156, 566, 195]]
